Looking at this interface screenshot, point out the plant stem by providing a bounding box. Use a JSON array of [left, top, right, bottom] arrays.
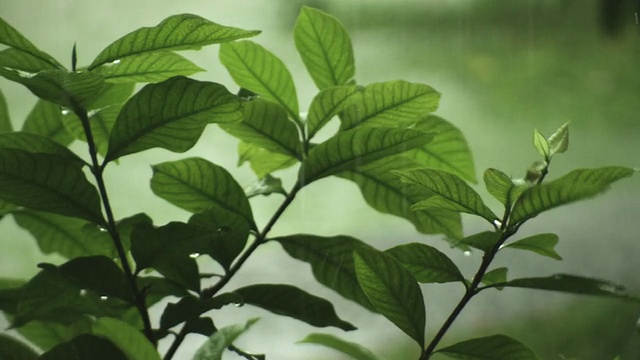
[[76, 108, 155, 345], [163, 327, 188, 360]]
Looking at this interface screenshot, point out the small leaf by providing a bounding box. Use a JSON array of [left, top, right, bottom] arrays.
[[0, 89, 11, 132], [533, 129, 550, 158], [89, 14, 259, 70], [385, 243, 464, 284], [483, 168, 529, 207], [294, 6, 355, 90], [0, 132, 83, 165], [456, 231, 501, 252], [307, 85, 361, 139], [244, 174, 287, 198], [22, 100, 74, 146], [0, 17, 63, 70], [0, 334, 38, 360], [298, 333, 383, 360], [92, 318, 161, 360], [0, 149, 104, 224], [481, 267, 508, 289], [40, 334, 128, 360], [92, 51, 204, 83], [106, 76, 242, 161], [159, 293, 243, 330], [59, 256, 133, 302], [301, 127, 433, 184], [354, 247, 426, 348], [237, 141, 297, 178], [547, 121, 569, 156], [192, 318, 259, 360], [436, 334, 540, 360], [509, 167, 635, 225], [234, 284, 356, 331], [504, 233, 562, 260]]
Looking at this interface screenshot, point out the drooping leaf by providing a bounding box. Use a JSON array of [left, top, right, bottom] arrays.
[[220, 40, 299, 120], [0, 334, 38, 360], [456, 231, 501, 252], [159, 293, 243, 331], [509, 167, 635, 225], [58, 256, 133, 303], [0, 89, 11, 132], [244, 174, 287, 198], [106, 76, 242, 161], [192, 318, 259, 360], [481, 267, 508, 289], [0, 132, 83, 165], [503, 233, 562, 260], [234, 284, 356, 331], [17, 317, 93, 352], [89, 14, 260, 70], [0, 149, 104, 224], [92, 318, 161, 360], [547, 121, 569, 156], [39, 334, 128, 360], [237, 141, 297, 178], [151, 157, 255, 229], [274, 235, 375, 312], [64, 105, 120, 157], [307, 85, 361, 139], [301, 127, 433, 184], [483, 168, 529, 207], [0, 17, 63, 70], [22, 100, 74, 146], [298, 333, 383, 360], [353, 247, 426, 348], [385, 243, 464, 284], [436, 334, 540, 360], [533, 129, 550, 159], [340, 81, 440, 130], [92, 51, 204, 83], [294, 6, 355, 90]]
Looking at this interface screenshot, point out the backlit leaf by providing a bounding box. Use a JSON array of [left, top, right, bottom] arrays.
[[0, 89, 11, 132], [92, 318, 161, 360], [298, 333, 383, 360], [40, 334, 128, 360], [0, 17, 63, 70], [533, 129, 550, 158], [22, 100, 74, 146], [481, 267, 508, 289], [547, 122, 569, 156], [503, 233, 562, 260], [0, 48, 58, 74], [436, 334, 539, 360], [307, 85, 361, 139], [92, 51, 204, 83], [386, 242, 464, 283], [0, 132, 83, 165], [192, 318, 259, 360], [237, 141, 297, 178]]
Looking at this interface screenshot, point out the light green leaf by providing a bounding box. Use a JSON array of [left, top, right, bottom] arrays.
[[0, 17, 63, 69], [237, 141, 297, 178], [340, 81, 440, 130], [88, 82, 135, 109], [151, 157, 255, 229], [300, 127, 433, 184], [192, 318, 259, 360], [386, 242, 464, 284], [436, 334, 539, 359], [354, 247, 426, 348], [298, 333, 384, 360], [483, 168, 529, 207], [220, 40, 299, 121], [89, 14, 259, 70], [481, 267, 508, 289], [106, 76, 242, 161], [22, 100, 74, 146], [456, 231, 500, 252], [294, 6, 355, 90], [40, 334, 128, 360], [395, 168, 499, 223], [0, 334, 38, 360], [509, 167, 635, 225], [0, 132, 83, 165], [92, 51, 204, 83], [92, 318, 161, 360], [503, 233, 562, 260], [17, 318, 92, 352], [0, 48, 59, 74], [0, 149, 104, 224], [244, 174, 287, 198], [64, 105, 120, 157], [307, 85, 362, 139], [0, 89, 11, 132], [533, 129, 550, 158], [547, 121, 569, 156]]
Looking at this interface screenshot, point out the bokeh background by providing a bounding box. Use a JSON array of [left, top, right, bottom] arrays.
[[1, 0, 639, 359]]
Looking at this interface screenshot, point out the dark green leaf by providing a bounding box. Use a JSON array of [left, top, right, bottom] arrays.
[[386, 242, 464, 283], [298, 333, 382, 360], [22, 100, 74, 146], [436, 334, 539, 360], [106, 76, 241, 161], [64, 105, 120, 157], [509, 167, 635, 225], [0, 150, 104, 224], [0, 89, 11, 132], [274, 235, 375, 312], [294, 6, 355, 90], [0, 132, 83, 165], [0, 17, 63, 70], [160, 293, 242, 330], [40, 334, 128, 360], [547, 122, 569, 156], [0, 279, 22, 314], [192, 318, 259, 360], [89, 14, 259, 70], [234, 284, 356, 331], [220, 40, 299, 120], [354, 247, 426, 348], [244, 174, 287, 198], [340, 81, 440, 130], [183, 317, 215, 337], [456, 231, 500, 252], [307, 85, 361, 139], [92, 318, 161, 360], [481, 267, 508, 289], [301, 127, 433, 184], [59, 256, 132, 302], [136, 276, 189, 306], [17, 318, 92, 352], [237, 141, 297, 178], [92, 51, 204, 83], [503, 233, 562, 260], [0, 334, 38, 360]]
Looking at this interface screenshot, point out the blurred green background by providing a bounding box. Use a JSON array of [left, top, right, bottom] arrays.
[[1, 0, 639, 359]]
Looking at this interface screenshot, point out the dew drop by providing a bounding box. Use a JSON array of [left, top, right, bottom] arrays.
[[233, 302, 244, 307], [100, 295, 109, 301], [97, 226, 108, 233], [112, 59, 121, 64], [61, 109, 70, 115], [189, 253, 200, 259], [463, 250, 472, 257], [79, 289, 87, 296], [493, 220, 502, 228]]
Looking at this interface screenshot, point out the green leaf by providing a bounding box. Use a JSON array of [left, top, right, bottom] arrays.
[[92, 318, 161, 360], [340, 81, 440, 130], [220, 40, 299, 120], [40, 334, 128, 360], [354, 247, 426, 348], [192, 318, 259, 360], [92, 51, 204, 83], [17, 318, 92, 352], [509, 167, 635, 225], [59, 256, 132, 302], [533, 129, 550, 158], [456, 231, 500, 252], [307, 85, 361, 139], [0, 132, 83, 165], [106, 76, 242, 161], [88, 82, 136, 109], [159, 293, 243, 330], [298, 333, 383, 360], [301, 127, 433, 184], [0, 17, 63, 70], [483, 168, 530, 207], [237, 141, 297, 178], [547, 121, 569, 156], [294, 6, 355, 90], [244, 174, 287, 198], [234, 284, 356, 331], [151, 157, 255, 229], [0, 48, 59, 74], [503, 233, 562, 260], [274, 235, 375, 312], [0, 89, 11, 132], [385, 243, 464, 283], [64, 105, 120, 157], [395, 168, 499, 223], [436, 334, 539, 360], [481, 267, 508, 289], [22, 100, 74, 146], [0, 334, 38, 360], [89, 14, 259, 70], [0, 149, 104, 224], [136, 276, 189, 306], [220, 99, 302, 159]]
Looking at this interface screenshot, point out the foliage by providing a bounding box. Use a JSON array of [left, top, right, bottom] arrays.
[[0, 7, 637, 360]]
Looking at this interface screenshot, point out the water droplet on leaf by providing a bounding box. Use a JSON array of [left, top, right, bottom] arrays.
[[189, 253, 200, 258], [100, 295, 108, 301], [463, 251, 472, 257]]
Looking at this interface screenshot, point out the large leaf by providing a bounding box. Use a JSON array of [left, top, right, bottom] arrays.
[[274, 235, 375, 312], [105, 76, 241, 161], [233, 284, 356, 331], [483, 168, 524, 207], [0, 149, 104, 224], [39, 334, 128, 360], [503, 233, 562, 260], [0, 132, 83, 165], [300, 127, 433, 184], [0, 48, 60, 75], [0, 17, 63, 70], [385, 243, 464, 284], [0, 89, 11, 132], [89, 14, 259, 70], [237, 141, 297, 178], [92, 318, 161, 360], [509, 167, 635, 225], [307, 85, 361, 139], [340, 81, 440, 130], [436, 334, 539, 360], [92, 51, 204, 83], [354, 247, 426, 348], [192, 318, 259, 360], [220, 40, 299, 120], [298, 333, 383, 360], [22, 100, 74, 146], [0, 334, 38, 360], [151, 157, 255, 229], [159, 293, 242, 330], [294, 6, 355, 90]]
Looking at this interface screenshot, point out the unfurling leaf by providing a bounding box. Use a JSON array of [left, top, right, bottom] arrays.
[[533, 129, 550, 158], [436, 334, 540, 360], [547, 121, 569, 156]]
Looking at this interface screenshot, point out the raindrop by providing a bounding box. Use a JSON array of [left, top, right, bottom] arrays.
[[97, 226, 108, 233], [61, 109, 70, 115], [463, 250, 472, 257], [111, 59, 121, 64], [189, 253, 200, 259], [493, 220, 502, 228], [100, 295, 109, 301], [233, 302, 244, 307], [79, 289, 87, 296]]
